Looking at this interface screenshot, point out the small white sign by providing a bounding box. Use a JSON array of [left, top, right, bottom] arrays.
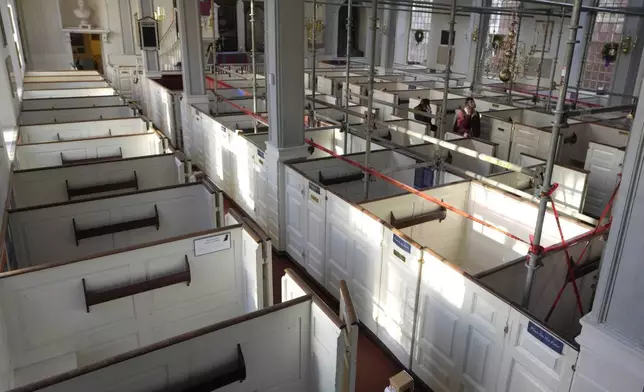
[[194, 233, 232, 256]]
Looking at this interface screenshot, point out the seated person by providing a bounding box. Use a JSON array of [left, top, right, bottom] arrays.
[[413, 98, 438, 132], [453, 97, 481, 137]]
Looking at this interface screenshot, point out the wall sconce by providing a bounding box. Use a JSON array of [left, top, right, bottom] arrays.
[[154, 6, 166, 21], [472, 26, 479, 42], [621, 35, 633, 54]]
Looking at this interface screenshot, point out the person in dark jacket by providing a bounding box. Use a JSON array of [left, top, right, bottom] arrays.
[[413, 98, 438, 132]]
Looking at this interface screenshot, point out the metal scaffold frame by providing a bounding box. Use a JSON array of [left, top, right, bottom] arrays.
[[226, 0, 644, 317]]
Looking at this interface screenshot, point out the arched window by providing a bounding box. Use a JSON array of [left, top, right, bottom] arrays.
[[580, 0, 627, 91], [407, 1, 432, 64]]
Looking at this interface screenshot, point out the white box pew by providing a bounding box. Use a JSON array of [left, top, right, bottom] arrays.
[[518, 153, 590, 213], [213, 86, 267, 99], [22, 88, 117, 100], [21, 96, 125, 111], [479, 108, 581, 165], [18, 118, 149, 144], [410, 135, 498, 177], [559, 121, 629, 168], [24, 81, 110, 90], [0, 225, 276, 388], [218, 78, 267, 89], [4, 268, 358, 392], [19, 105, 136, 126], [26, 71, 100, 77], [282, 150, 417, 289], [15, 133, 165, 170], [215, 97, 268, 115], [23, 75, 104, 83], [11, 153, 187, 208], [143, 78, 182, 148], [356, 181, 596, 391], [385, 116, 435, 146], [8, 182, 222, 268]]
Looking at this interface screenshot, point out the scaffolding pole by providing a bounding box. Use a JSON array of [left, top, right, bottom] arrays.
[[363, 0, 378, 199], [523, 0, 583, 308], [546, 8, 566, 112], [574, 2, 598, 106], [310, 0, 318, 129], [436, 0, 457, 185], [534, 10, 551, 106], [211, 0, 218, 115], [343, 0, 353, 155], [250, 0, 258, 133]]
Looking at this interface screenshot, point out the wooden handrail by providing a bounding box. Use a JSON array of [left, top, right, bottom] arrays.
[[318, 171, 364, 186], [73, 204, 159, 245], [61, 147, 123, 166], [66, 171, 138, 200], [181, 344, 247, 392], [390, 207, 447, 229], [83, 255, 190, 312]]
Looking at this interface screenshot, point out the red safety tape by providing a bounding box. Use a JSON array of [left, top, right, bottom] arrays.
[[305, 139, 530, 245], [544, 174, 622, 321], [209, 83, 604, 263]]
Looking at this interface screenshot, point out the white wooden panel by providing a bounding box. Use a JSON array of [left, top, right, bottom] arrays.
[[583, 142, 624, 217], [519, 154, 589, 213], [9, 184, 218, 267], [285, 168, 307, 267], [310, 303, 342, 392], [20, 106, 135, 126], [19, 119, 149, 144], [145, 80, 180, 146], [510, 125, 551, 164], [24, 76, 104, 83], [24, 82, 110, 90], [12, 154, 183, 208], [22, 96, 124, 111], [23, 88, 116, 100], [0, 298, 13, 390], [413, 251, 511, 392], [16, 299, 311, 392], [377, 230, 422, 367], [26, 71, 100, 77], [19, 118, 148, 144], [450, 138, 496, 176], [463, 182, 589, 274], [325, 192, 383, 333], [497, 310, 579, 392], [254, 149, 270, 235], [0, 229, 247, 375], [15, 133, 163, 170]]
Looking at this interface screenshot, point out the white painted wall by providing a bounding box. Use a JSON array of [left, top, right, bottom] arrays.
[[10, 297, 312, 392], [21, 0, 73, 70], [19, 106, 135, 125], [12, 153, 184, 208], [21, 95, 124, 110], [22, 87, 116, 99], [15, 133, 163, 170], [18, 117, 148, 144], [0, 227, 248, 386], [9, 183, 218, 267]]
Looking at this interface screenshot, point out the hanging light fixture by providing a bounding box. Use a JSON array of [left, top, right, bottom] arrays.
[[154, 6, 166, 21]]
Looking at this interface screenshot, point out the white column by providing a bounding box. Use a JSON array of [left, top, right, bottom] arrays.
[[609, 13, 644, 103], [140, 0, 161, 78], [571, 81, 644, 392], [119, 0, 136, 55], [393, 11, 410, 65], [236, 0, 246, 51], [265, 0, 308, 250], [177, 0, 208, 110], [380, 9, 396, 70]]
